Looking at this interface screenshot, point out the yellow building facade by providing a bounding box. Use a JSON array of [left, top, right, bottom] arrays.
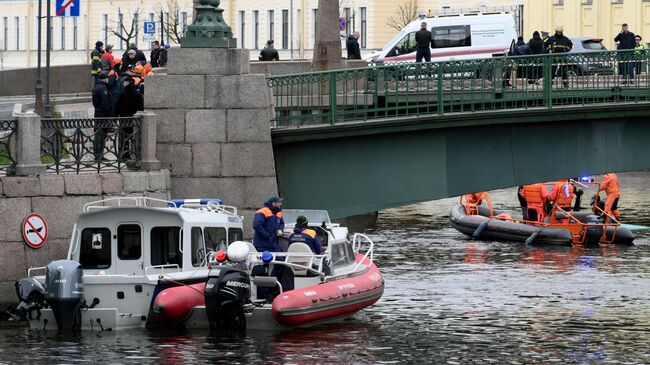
[[0, 0, 648, 70]]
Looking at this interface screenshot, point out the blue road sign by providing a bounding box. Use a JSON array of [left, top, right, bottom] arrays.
[[144, 21, 156, 35], [56, 0, 79, 17], [338, 17, 347, 31]]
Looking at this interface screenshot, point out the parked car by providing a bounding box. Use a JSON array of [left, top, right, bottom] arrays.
[[565, 37, 614, 75]]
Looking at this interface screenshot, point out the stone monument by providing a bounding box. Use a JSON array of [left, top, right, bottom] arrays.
[[146, 0, 278, 234]]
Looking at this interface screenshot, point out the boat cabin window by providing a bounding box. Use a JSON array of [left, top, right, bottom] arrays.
[[117, 224, 142, 260], [151, 227, 182, 267], [228, 228, 244, 244], [191, 227, 206, 267], [204, 227, 227, 251], [432, 25, 471, 49], [79, 228, 111, 269], [329, 241, 356, 269]]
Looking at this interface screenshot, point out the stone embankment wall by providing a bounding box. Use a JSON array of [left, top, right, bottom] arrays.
[[0, 171, 170, 306], [146, 48, 278, 234]]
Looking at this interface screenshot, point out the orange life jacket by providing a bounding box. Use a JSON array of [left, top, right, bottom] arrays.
[[600, 173, 620, 196], [552, 181, 575, 207], [522, 183, 547, 207], [256, 207, 283, 220], [467, 192, 487, 205]]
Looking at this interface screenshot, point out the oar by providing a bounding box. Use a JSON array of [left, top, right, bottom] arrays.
[[620, 224, 650, 231]]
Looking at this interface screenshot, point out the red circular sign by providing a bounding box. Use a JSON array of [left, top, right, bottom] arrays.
[[22, 213, 49, 249]]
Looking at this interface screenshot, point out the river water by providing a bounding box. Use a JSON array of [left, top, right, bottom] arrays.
[[1, 172, 650, 364]]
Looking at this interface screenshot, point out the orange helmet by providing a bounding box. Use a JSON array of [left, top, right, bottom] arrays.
[[133, 64, 145, 76]]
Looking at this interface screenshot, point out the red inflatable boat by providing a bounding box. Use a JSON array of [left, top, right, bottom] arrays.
[[151, 254, 384, 328], [272, 254, 384, 326]]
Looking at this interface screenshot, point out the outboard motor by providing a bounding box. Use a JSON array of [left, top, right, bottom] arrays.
[[204, 265, 251, 331], [204, 241, 252, 332], [582, 215, 604, 247], [7, 278, 47, 321], [45, 260, 84, 332]]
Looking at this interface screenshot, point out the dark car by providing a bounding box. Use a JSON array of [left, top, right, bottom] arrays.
[[566, 37, 614, 75]]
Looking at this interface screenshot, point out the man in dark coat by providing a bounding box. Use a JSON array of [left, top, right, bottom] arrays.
[[90, 41, 104, 77], [114, 77, 144, 162], [346, 32, 361, 59], [253, 197, 285, 252], [150, 41, 168, 67], [121, 43, 147, 65], [259, 40, 280, 61], [92, 72, 112, 160], [527, 31, 545, 82], [544, 26, 573, 88], [615, 23, 637, 84], [415, 22, 432, 62]]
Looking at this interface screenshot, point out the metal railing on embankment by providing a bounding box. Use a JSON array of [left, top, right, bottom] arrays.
[[41, 117, 141, 174], [0, 119, 16, 175], [267, 49, 650, 128]]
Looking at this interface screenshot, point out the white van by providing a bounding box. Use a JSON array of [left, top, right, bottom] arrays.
[[366, 14, 517, 64]]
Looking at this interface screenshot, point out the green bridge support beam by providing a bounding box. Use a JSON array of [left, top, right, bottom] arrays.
[[272, 104, 650, 219]]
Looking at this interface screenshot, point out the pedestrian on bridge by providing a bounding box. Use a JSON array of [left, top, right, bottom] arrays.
[[347, 32, 362, 60], [92, 72, 112, 160], [634, 35, 645, 75], [415, 22, 432, 63], [90, 41, 105, 78], [527, 31, 544, 83], [544, 26, 573, 88], [101, 45, 114, 72], [259, 40, 280, 61], [615, 23, 637, 85]]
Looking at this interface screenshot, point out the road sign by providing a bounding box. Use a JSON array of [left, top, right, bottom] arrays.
[[144, 21, 156, 35], [338, 17, 347, 32], [56, 0, 79, 17], [22, 213, 48, 249]]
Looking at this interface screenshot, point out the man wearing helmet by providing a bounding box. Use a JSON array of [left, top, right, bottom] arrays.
[[544, 26, 573, 88]]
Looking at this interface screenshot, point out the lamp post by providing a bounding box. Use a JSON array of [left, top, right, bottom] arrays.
[[180, 0, 236, 48], [44, 0, 52, 118], [34, 0, 43, 114]]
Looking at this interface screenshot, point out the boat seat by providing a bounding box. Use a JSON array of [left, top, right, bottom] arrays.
[[286, 243, 314, 276]]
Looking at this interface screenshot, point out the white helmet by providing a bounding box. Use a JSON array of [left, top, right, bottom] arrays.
[[227, 241, 251, 263]]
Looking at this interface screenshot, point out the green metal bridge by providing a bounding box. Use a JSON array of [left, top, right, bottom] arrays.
[[268, 50, 650, 218]]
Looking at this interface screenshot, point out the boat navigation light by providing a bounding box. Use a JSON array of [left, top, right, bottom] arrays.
[[216, 250, 227, 262], [262, 251, 273, 264], [227, 241, 250, 263]]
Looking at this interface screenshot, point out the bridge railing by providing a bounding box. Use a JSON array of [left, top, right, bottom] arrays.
[[0, 119, 16, 175], [267, 49, 650, 128]]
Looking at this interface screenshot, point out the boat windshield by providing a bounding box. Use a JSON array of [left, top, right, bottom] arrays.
[[283, 209, 331, 227]]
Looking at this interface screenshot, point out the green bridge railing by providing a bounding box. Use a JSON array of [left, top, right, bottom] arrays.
[[267, 49, 650, 128]]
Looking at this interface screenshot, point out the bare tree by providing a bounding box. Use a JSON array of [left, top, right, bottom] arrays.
[[387, 0, 419, 32], [107, 8, 142, 47], [155, 0, 190, 45]]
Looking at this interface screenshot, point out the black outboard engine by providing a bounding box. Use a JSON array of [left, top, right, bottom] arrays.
[[45, 260, 84, 332], [7, 278, 47, 321], [582, 214, 605, 247], [204, 265, 251, 332]]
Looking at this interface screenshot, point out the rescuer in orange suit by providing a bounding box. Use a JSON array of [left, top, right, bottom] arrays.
[[522, 183, 548, 222], [550, 179, 575, 211], [599, 173, 621, 218], [467, 192, 488, 205]]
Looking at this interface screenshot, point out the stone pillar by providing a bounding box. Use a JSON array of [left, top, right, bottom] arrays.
[[13, 112, 46, 176], [313, 0, 345, 71], [136, 111, 162, 171], [146, 47, 278, 237]]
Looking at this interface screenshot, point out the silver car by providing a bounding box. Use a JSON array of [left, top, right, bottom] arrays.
[[566, 37, 614, 75]]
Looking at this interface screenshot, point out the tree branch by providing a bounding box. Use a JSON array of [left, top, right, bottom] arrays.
[[386, 0, 418, 32]]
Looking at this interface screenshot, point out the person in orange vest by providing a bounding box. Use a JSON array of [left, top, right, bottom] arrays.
[[253, 197, 285, 252], [599, 173, 621, 218], [466, 191, 487, 205], [288, 215, 322, 254], [522, 183, 548, 222], [550, 179, 575, 211]]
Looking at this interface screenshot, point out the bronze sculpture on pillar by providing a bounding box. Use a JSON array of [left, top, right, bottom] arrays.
[[181, 0, 237, 48]]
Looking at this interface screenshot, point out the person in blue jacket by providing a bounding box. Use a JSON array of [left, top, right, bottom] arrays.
[[288, 216, 322, 254], [253, 197, 285, 252]]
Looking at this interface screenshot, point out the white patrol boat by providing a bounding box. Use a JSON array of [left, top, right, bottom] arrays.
[[10, 197, 383, 332]]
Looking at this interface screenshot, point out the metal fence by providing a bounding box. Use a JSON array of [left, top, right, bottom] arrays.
[[41, 117, 141, 174], [0, 120, 16, 175], [268, 49, 650, 128]]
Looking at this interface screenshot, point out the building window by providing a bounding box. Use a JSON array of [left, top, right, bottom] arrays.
[[102, 14, 108, 46], [181, 11, 188, 37], [253, 10, 259, 49], [164, 12, 170, 45], [582, 0, 593, 4], [344, 7, 351, 36], [268, 10, 274, 42], [83, 14, 87, 49], [312, 9, 317, 47], [133, 13, 139, 47], [360, 7, 367, 48], [239, 10, 245, 48], [2, 17, 8, 51], [282, 10, 288, 49], [60, 17, 65, 50], [117, 12, 124, 49], [72, 17, 78, 49], [296, 9, 301, 50], [14, 16, 19, 50]]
